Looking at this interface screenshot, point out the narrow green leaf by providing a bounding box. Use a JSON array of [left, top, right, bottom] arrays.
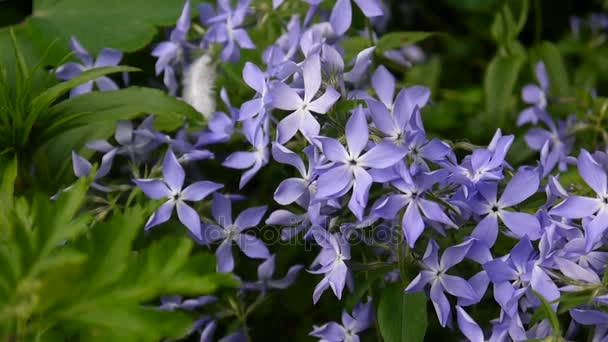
[[531, 289, 561, 335], [376, 32, 434, 53], [0, 157, 18, 224], [378, 284, 427, 342], [33, 65, 140, 110]]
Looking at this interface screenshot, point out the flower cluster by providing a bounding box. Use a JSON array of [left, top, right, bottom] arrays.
[[58, 1, 608, 341]]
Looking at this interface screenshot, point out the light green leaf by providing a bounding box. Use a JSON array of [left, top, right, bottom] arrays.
[[378, 284, 428, 342], [376, 32, 434, 53]]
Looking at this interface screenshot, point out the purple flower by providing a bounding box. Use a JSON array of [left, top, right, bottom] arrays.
[[550, 150, 608, 251], [55, 37, 122, 96], [315, 107, 406, 220], [524, 115, 575, 177], [70, 149, 118, 193], [195, 88, 237, 146], [309, 228, 351, 303], [200, 0, 255, 62], [405, 240, 478, 327], [151, 0, 192, 94], [242, 255, 304, 294], [373, 169, 456, 248], [469, 168, 542, 247], [330, 0, 383, 35], [222, 116, 270, 189], [133, 149, 223, 239], [158, 295, 217, 311], [86, 117, 161, 162], [272, 143, 319, 206], [518, 62, 549, 126], [272, 54, 341, 144], [343, 46, 376, 85], [449, 129, 514, 186], [483, 237, 559, 316], [201, 193, 270, 273], [310, 298, 373, 341], [367, 66, 430, 148]]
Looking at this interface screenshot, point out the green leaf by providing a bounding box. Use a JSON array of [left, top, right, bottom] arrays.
[[81, 205, 147, 293], [0, 157, 18, 225], [341, 36, 371, 63], [344, 266, 391, 311], [490, 0, 529, 44], [34, 86, 201, 186], [33, 66, 140, 110], [484, 53, 525, 127], [376, 32, 434, 53], [378, 284, 427, 342], [14, 0, 193, 60], [67, 303, 192, 341], [534, 42, 570, 97], [530, 289, 561, 336]]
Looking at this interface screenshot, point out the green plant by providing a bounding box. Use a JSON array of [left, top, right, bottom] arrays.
[[0, 158, 236, 341], [0, 30, 202, 192]]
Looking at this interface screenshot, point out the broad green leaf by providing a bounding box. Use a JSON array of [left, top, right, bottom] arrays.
[[378, 284, 427, 342], [34, 86, 201, 187], [376, 32, 434, 53], [534, 42, 570, 97], [45, 86, 202, 135], [66, 304, 192, 341], [18, 0, 193, 59], [484, 54, 525, 127]]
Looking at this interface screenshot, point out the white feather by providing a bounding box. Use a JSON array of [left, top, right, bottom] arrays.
[[182, 54, 216, 118]]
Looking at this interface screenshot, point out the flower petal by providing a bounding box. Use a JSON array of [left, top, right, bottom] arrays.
[[212, 193, 232, 227], [550, 196, 601, 219], [274, 178, 308, 205], [345, 107, 369, 159], [163, 149, 185, 192], [216, 240, 234, 273], [177, 202, 202, 239], [181, 181, 223, 201], [500, 211, 541, 240], [133, 179, 171, 200], [236, 234, 270, 259], [578, 149, 607, 196], [372, 65, 395, 108], [145, 201, 175, 230], [499, 168, 539, 207], [235, 206, 268, 230], [358, 141, 406, 169]]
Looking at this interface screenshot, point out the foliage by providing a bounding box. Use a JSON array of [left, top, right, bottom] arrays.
[[0, 158, 236, 341]]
